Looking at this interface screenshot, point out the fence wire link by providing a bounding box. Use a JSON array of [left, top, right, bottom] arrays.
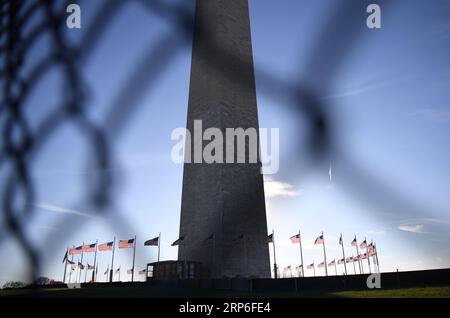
[[0, 0, 446, 288]]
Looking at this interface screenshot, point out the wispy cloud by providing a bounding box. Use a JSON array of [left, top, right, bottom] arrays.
[[368, 229, 386, 236], [321, 81, 389, 100], [264, 178, 300, 199], [398, 224, 426, 234], [34, 203, 99, 219], [411, 108, 450, 123]]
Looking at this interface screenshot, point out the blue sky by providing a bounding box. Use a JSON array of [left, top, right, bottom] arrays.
[[1, 0, 450, 285]]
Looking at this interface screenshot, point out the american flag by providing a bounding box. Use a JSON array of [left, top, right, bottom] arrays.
[[87, 264, 95, 270], [139, 269, 147, 275], [127, 269, 133, 275], [69, 246, 82, 255], [318, 262, 325, 268], [267, 233, 273, 243], [345, 256, 354, 263], [359, 240, 367, 249], [337, 258, 345, 264], [119, 238, 135, 249], [290, 233, 300, 244], [67, 259, 76, 265], [115, 267, 121, 273], [171, 236, 185, 246], [82, 243, 96, 253], [307, 263, 314, 269], [314, 234, 324, 245], [359, 253, 368, 260], [78, 262, 85, 270], [328, 260, 336, 267], [283, 265, 291, 271], [71, 264, 77, 269], [144, 237, 159, 246], [368, 244, 377, 256], [351, 237, 357, 247], [98, 241, 113, 251], [354, 255, 360, 261]]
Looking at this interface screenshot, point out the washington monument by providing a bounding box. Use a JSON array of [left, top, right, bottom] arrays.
[[178, 0, 271, 278]]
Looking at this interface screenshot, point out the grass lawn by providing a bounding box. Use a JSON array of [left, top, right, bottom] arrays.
[[1, 285, 450, 298], [332, 286, 450, 298]]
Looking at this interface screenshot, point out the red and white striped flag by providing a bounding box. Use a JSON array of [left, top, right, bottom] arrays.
[[82, 243, 96, 253], [337, 258, 345, 264], [328, 259, 336, 267], [318, 261, 325, 268], [314, 234, 324, 245], [139, 269, 147, 275], [127, 269, 133, 275], [119, 238, 135, 249], [351, 237, 357, 247], [290, 234, 300, 244], [98, 241, 113, 251], [359, 240, 367, 249], [69, 246, 82, 255], [307, 263, 314, 269]]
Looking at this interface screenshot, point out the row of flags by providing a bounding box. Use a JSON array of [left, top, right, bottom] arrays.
[[63, 234, 163, 284], [269, 230, 380, 278]]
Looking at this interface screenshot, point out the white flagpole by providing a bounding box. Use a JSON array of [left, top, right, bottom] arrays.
[[299, 230, 305, 277], [272, 230, 278, 279], [131, 235, 137, 282], [354, 235, 362, 274], [322, 232, 328, 276], [340, 233, 347, 275], [157, 232, 161, 280], [365, 237, 371, 273]]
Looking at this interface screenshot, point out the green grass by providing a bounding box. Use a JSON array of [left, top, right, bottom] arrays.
[[332, 286, 450, 298], [1, 285, 450, 298]]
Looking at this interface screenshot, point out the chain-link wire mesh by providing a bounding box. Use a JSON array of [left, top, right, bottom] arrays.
[[0, 0, 448, 291]]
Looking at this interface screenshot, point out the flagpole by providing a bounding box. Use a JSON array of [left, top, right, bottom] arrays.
[[313, 262, 316, 277], [69, 246, 74, 283], [79, 242, 84, 283], [110, 236, 116, 283], [322, 231, 328, 276], [131, 235, 136, 282], [375, 243, 380, 273], [272, 230, 277, 279], [365, 237, 371, 273], [84, 264, 88, 283], [157, 232, 161, 280], [340, 233, 347, 275], [299, 230, 305, 277], [92, 239, 98, 282], [63, 248, 68, 283], [334, 260, 337, 275], [355, 235, 362, 274], [352, 255, 356, 274]]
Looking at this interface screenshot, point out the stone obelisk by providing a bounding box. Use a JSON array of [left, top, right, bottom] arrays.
[[178, 0, 270, 278]]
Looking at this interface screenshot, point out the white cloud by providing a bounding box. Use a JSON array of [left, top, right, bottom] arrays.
[[264, 178, 300, 199], [411, 108, 450, 123], [368, 229, 386, 236], [398, 224, 426, 234], [322, 81, 388, 100], [34, 203, 99, 219]]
